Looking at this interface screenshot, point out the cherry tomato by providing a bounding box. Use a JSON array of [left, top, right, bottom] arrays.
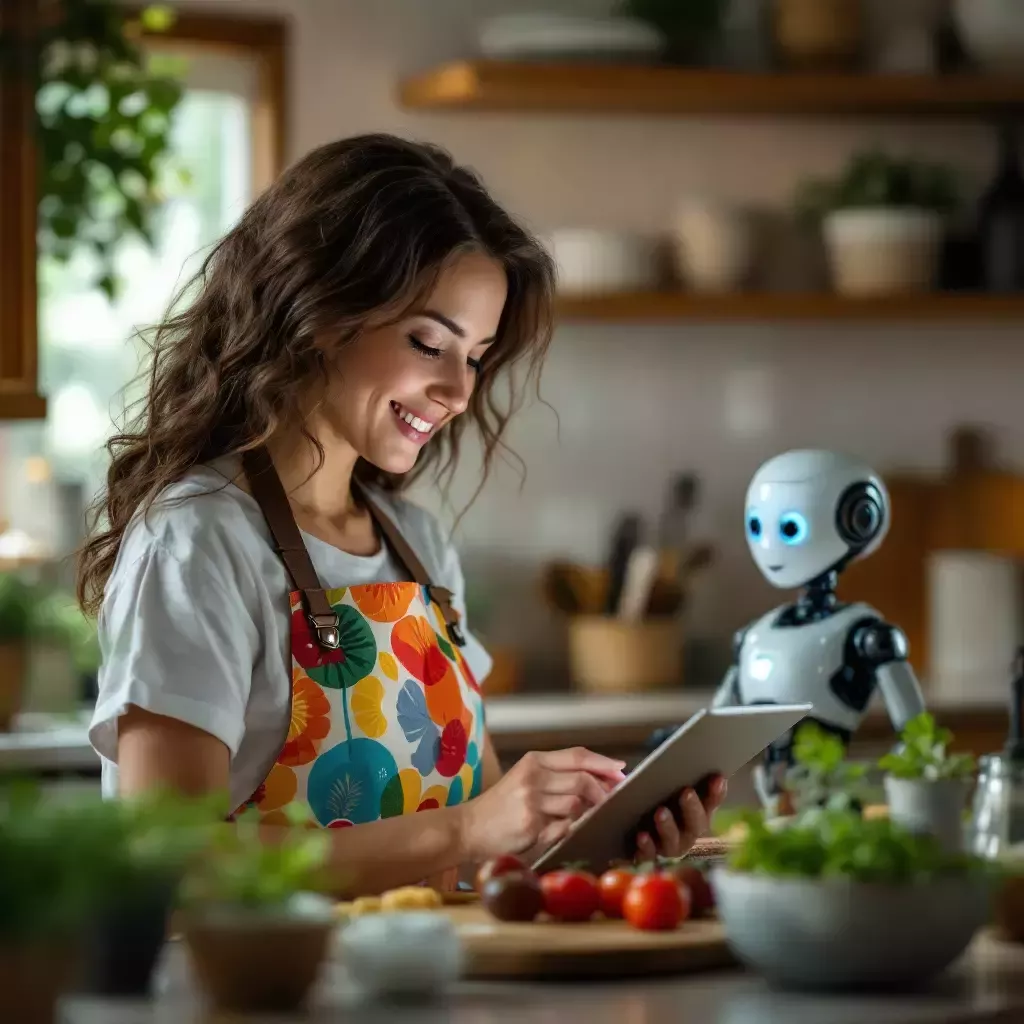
[[475, 854, 528, 892], [671, 865, 714, 917], [540, 869, 600, 922], [481, 872, 544, 922], [598, 867, 636, 919], [622, 872, 691, 931]]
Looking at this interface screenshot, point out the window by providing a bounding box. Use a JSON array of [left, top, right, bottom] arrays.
[[0, 18, 285, 557]]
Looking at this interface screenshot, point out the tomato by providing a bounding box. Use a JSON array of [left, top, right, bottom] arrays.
[[671, 865, 714, 917], [540, 869, 600, 922], [598, 867, 635, 919], [475, 854, 528, 892], [622, 872, 691, 931], [481, 872, 545, 922]]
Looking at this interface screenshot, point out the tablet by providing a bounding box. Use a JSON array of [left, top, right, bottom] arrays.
[[531, 702, 812, 874]]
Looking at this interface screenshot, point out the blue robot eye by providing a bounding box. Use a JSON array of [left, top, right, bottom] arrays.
[[746, 513, 762, 539], [779, 511, 809, 545]]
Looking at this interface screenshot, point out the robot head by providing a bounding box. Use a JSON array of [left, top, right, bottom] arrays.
[[744, 449, 889, 590]]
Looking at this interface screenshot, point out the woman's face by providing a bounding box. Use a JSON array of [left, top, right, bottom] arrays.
[[316, 251, 507, 475]]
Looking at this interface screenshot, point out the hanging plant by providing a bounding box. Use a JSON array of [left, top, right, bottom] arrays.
[[35, 1, 185, 299]]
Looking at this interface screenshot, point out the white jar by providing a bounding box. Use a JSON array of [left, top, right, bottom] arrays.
[[823, 207, 944, 296], [954, 0, 1024, 73], [546, 228, 661, 296], [671, 199, 754, 293]]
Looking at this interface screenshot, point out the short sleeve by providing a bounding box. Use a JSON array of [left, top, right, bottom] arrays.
[[89, 541, 261, 763]]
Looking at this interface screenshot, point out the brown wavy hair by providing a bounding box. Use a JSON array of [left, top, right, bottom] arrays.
[[77, 133, 556, 615]]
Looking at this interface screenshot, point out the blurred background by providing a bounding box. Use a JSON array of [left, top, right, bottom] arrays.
[[1, 0, 1023, 798]]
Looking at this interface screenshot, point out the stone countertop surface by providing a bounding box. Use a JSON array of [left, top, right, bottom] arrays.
[[63, 930, 1024, 1024], [0, 692, 1009, 774]]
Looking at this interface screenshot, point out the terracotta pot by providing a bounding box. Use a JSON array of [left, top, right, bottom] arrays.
[[0, 941, 80, 1024], [0, 642, 28, 731], [182, 896, 335, 1014], [774, 0, 864, 68]]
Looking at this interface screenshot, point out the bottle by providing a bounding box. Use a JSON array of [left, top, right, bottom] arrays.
[[978, 122, 1024, 292]]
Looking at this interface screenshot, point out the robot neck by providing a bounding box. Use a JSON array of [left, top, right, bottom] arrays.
[[793, 571, 840, 624]]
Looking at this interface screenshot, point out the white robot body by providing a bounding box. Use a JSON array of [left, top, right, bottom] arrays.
[[731, 601, 882, 734]]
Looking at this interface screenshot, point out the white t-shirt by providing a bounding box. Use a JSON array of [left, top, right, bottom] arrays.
[[89, 459, 492, 811]]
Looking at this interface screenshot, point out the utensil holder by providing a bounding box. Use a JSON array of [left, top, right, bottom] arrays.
[[568, 616, 683, 693]]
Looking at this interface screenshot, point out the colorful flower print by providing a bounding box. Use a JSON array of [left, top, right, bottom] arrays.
[[350, 675, 387, 739], [378, 651, 399, 681], [379, 767, 424, 819], [435, 718, 468, 778], [279, 668, 331, 766], [305, 604, 377, 690], [306, 737, 398, 827], [396, 679, 441, 777], [417, 784, 448, 812], [391, 616, 450, 687], [255, 763, 297, 812], [352, 583, 416, 623]]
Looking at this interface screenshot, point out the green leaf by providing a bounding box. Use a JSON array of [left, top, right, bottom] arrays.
[[140, 5, 177, 33]]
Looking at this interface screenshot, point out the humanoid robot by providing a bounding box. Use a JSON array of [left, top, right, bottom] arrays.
[[711, 449, 927, 810]]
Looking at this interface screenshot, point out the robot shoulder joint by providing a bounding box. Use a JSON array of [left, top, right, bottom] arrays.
[[852, 619, 908, 666]]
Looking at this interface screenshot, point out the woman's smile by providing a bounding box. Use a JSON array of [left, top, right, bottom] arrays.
[[390, 400, 437, 445]]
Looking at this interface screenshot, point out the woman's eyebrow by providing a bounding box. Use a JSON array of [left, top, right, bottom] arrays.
[[421, 309, 496, 346]]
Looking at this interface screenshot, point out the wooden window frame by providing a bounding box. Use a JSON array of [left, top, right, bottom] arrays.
[[0, 8, 288, 422]]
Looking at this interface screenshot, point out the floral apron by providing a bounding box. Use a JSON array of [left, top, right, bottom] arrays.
[[233, 447, 486, 832]]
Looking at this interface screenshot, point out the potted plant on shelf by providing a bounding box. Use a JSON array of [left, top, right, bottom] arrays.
[[796, 150, 960, 297], [178, 805, 336, 1014], [0, 574, 41, 730], [879, 712, 977, 854], [76, 789, 221, 998]]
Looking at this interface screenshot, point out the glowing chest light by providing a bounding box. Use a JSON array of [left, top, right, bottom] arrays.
[[751, 655, 774, 682]]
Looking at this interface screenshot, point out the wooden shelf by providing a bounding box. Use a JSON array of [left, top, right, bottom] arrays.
[[556, 292, 1024, 323], [399, 61, 1024, 117]]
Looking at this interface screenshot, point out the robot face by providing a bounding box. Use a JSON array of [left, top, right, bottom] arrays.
[[744, 450, 889, 590]]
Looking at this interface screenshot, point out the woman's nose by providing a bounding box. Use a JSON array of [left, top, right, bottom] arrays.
[[428, 359, 474, 415]]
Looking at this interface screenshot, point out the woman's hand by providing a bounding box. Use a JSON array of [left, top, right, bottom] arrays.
[[634, 775, 728, 862], [457, 747, 626, 861]]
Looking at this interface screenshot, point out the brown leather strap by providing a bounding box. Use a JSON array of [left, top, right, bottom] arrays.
[[353, 479, 465, 647], [241, 447, 341, 650]]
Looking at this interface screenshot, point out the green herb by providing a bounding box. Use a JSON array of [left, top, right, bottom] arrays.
[[0, 574, 40, 643], [182, 803, 331, 909], [878, 712, 976, 781], [727, 807, 988, 884], [795, 149, 960, 223], [783, 722, 871, 813]]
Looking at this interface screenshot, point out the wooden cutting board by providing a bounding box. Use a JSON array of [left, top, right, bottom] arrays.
[[442, 904, 736, 980]]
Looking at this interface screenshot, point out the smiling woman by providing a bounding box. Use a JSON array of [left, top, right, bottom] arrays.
[[79, 131, 725, 898]]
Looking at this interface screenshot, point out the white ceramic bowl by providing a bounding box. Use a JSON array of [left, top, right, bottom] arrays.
[[954, 0, 1024, 72], [711, 868, 991, 991], [546, 228, 661, 296]]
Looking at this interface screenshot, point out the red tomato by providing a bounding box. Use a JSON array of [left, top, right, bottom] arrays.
[[672, 865, 714, 916], [540, 870, 600, 922], [475, 854, 528, 892], [622, 872, 691, 931], [598, 867, 635, 919]]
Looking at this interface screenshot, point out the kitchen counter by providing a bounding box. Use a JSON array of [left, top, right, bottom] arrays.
[[0, 692, 1010, 776], [63, 930, 1024, 1023]]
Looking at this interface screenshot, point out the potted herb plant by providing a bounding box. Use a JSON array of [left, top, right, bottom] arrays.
[[76, 789, 221, 998], [711, 806, 993, 991], [178, 805, 336, 1014], [0, 781, 123, 1022], [879, 712, 977, 855], [780, 721, 873, 816], [796, 150, 960, 296], [0, 574, 41, 730]]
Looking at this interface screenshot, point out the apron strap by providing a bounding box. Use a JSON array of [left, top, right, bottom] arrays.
[[241, 447, 466, 649], [353, 479, 466, 647], [241, 447, 342, 651]]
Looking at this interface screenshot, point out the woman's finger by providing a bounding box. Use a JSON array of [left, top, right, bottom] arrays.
[[653, 806, 681, 857], [540, 793, 591, 821], [677, 787, 708, 852], [542, 770, 609, 808], [537, 816, 573, 849], [539, 747, 627, 783], [704, 775, 728, 812], [635, 830, 658, 863]]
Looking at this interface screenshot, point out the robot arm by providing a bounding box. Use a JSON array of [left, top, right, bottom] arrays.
[[852, 621, 926, 733], [711, 625, 749, 708]]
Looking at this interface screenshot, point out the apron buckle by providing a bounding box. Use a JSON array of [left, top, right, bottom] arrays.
[[309, 613, 341, 651]]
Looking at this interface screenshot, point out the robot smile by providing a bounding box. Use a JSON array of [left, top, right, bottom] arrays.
[[767, 565, 784, 572]]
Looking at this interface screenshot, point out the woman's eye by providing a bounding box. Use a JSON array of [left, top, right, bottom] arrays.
[[467, 356, 481, 372], [409, 335, 442, 359]]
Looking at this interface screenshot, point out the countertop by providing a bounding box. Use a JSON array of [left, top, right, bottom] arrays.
[[0, 691, 1010, 774], [63, 930, 1024, 1023]]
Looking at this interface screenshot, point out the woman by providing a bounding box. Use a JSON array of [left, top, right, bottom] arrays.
[[81, 134, 724, 896]]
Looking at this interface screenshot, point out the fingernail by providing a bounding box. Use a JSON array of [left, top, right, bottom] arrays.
[[638, 832, 650, 846], [685, 788, 699, 803], [716, 777, 728, 797], [657, 808, 671, 823]]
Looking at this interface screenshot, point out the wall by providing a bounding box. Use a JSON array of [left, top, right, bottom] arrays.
[[174, 1, 1024, 679]]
